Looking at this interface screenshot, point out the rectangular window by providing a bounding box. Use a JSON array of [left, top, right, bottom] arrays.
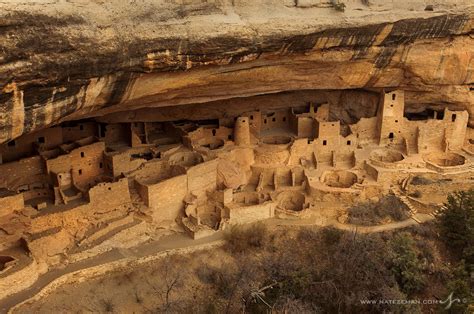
[[323, 140, 327, 146], [37, 136, 45, 144]]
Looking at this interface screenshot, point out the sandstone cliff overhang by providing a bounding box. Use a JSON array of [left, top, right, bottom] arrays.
[[0, 0, 473, 143]]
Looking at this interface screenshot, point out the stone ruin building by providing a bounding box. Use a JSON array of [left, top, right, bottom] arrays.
[[1, 89, 473, 297]]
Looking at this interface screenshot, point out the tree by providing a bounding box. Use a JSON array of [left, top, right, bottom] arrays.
[[145, 254, 185, 313], [438, 190, 474, 267], [389, 233, 425, 295], [444, 262, 471, 313]]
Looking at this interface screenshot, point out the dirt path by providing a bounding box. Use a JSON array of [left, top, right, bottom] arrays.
[[270, 213, 434, 233], [0, 232, 224, 313], [330, 214, 434, 233], [0, 214, 434, 312]]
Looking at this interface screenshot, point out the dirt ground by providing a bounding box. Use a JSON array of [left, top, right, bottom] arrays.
[[12, 222, 464, 313]]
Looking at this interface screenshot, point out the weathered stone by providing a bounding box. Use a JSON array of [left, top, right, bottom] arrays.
[[0, 0, 473, 142]]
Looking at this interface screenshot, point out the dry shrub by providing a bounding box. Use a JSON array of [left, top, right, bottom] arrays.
[[348, 195, 410, 225], [225, 222, 268, 253]]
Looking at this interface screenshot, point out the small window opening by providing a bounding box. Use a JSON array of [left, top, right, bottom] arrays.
[[272, 118, 276, 122], [99, 124, 106, 138], [392, 94, 396, 100], [395, 120, 398, 123], [228, 135, 232, 140], [37, 136, 45, 144], [80, 152, 85, 158], [452, 114, 457, 122], [323, 140, 327, 146], [388, 132, 394, 139], [264, 119, 267, 124], [250, 115, 254, 120], [347, 140, 351, 145], [283, 117, 286, 122], [99, 162, 103, 169], [78, 169, 83, 175], [212, 129, 216, 136], [79, 125, 84, 131], [7, 140, 15, 147]]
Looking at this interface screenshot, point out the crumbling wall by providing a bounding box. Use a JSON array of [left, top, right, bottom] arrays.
[[0, 128, 63, 163], [47, 141, 105, 190], [104, 124, 130, 146], [0, 156, 46, 191], [62, 122, 97, 143], [0, 193, 24, 218], [105, 151, 146, 178], [261, 110, 290, 132], [131, 160, 186, 185], [350, 117, 378, 145], [88, 179, 131, 209], [288, 139, 313, 166], [187, 126, 232, 148], [416, 120, 445, 152], [27, 229, 74, 264]]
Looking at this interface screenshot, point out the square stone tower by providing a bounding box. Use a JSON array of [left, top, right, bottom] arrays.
[[377, 90, 405, 145]]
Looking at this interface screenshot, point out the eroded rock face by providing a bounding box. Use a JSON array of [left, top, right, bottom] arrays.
[[0, 0, 473, 143]]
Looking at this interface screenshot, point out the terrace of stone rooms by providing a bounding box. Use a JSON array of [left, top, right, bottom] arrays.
[[1, 89, 474, 297]]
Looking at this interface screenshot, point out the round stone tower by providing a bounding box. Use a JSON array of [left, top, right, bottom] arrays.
[[234, 117, 251, 146]]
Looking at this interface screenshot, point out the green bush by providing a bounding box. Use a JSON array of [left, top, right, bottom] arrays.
[[444, 262, 471, 313], [438, 189, 474, 267], [321, 227, 343, 245], [389, 233, 426, 295], [334, 2, 346, 12]]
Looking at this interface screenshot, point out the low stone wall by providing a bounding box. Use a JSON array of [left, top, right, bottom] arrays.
[[227, 202, 275, 225], [0, 259, 39, 301], [9, 241, 225, 313]]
